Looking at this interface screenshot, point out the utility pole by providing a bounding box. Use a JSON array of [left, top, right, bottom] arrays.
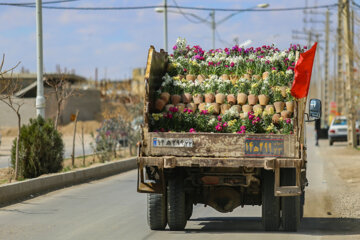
[[210, 10, 215, 49], [337, 0, 344, 114], [323, 9, 330, 126], [36, 0, 45, 118], [342, 0, 356, 148], [163, 0, 168, 52]]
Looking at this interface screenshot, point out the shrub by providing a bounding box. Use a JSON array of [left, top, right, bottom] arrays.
[[11, 116, 64, 178]]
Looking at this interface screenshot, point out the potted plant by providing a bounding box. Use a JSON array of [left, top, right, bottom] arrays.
[[258, 83, 270, 106], [204, 78, 217, 103], [155, 98, 166, 111], [248, 82, 260, 105], [187, 103, 197, 112], [272, 86, 285, 113], [216, 81, 230, 104], [285, 87, 295, 112], [237, 80, 249, 105], [186, 60, 199, 81]]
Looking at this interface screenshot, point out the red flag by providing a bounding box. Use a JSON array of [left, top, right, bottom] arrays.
[[290, 42, 318, 99]]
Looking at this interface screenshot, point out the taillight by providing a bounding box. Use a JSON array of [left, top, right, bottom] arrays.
[[356, 129, 359, 133], [329, 130, 336, 133]]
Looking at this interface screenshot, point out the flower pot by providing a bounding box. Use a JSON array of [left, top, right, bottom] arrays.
[[160, 92, 170, 104], [171, 94, 182, 105], [215, 93, 226, 104], [186, 74, 196, 82], [265, 105, 275, 115], [205, 93, 215, 103], [221, 104, 230, 114], [274, 101, 285, 113], [227, 94, 236, 105], [272, 114, 281, 124], [248, 94, 258, 106], [252, 74, 261, 81], [193, 94, 203, 104], [230, 105, 241, 114], [240, 113, 247, 119], [178, 75, 185, 80], [176, 103, 185, 113], [280, 86, 287, 98], [198, 103, 206, 112], [221, 74, 229, 81], [281, 110, 291, 119], [211, 103, 220, 115], [155, 98, 166, 111], [237, 93, 248, 105], [253, 104, 263, 114], [258, 94, 269, 106], [165, 104, 174, 112], [286, 101, 294, 112], [186, 103, 197, 112], [182, 93, 192, 104], [242, 104, 253, 113], [230, 75, 239, 84], [197, 74, 206, 83], [243, 74, 251, 80], [262, 71, 270, 80]]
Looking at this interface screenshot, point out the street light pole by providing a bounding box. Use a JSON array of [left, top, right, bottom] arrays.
[[163, 0, 168, 52], [36, 0, 45, 117]]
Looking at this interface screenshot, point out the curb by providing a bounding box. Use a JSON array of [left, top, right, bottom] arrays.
[[0, 157, 137, 206]]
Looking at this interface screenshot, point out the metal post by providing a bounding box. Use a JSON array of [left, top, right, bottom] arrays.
[[163, 0, 168, 52], [342, 0, 356, 148], [324, 9, 330, 127], [211, 10, 215, 49], [36, 0, 45, 117]]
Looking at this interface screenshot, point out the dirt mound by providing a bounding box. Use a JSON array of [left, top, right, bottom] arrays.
[[59, 121, 101, 136]]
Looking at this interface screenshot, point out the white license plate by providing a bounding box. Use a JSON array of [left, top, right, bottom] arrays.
[[152, 138, 193, 148]]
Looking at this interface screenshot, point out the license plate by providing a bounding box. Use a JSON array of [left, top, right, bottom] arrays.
[[245, 137, 284, 157], [152, 138, 193, 148]]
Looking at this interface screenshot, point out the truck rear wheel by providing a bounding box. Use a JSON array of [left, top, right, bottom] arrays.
[[262, 169, 280, 231], [147, 193, 167, 230], [185, 195, 193, 220], [167, 178, 187, 231], [281, 168, 301, 232]]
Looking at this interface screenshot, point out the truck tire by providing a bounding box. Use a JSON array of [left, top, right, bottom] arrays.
[[147, 193, 167, 230], [281, 168, 301, 232], [167, 178, 187, 230], [262, 169, 280, 231]]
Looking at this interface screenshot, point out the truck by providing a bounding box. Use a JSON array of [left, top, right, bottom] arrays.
[[136, 46, 321, 232]]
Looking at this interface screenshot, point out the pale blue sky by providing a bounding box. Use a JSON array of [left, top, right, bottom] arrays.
[[0, 0, 337, 80]]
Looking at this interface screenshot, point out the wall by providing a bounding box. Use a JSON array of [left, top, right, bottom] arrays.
[[0, 98, 36, 128]]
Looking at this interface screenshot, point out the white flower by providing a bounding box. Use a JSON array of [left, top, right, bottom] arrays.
[[286, 69, 293, 75]]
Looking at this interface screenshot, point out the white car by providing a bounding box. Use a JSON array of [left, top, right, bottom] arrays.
[[328, 116, 360, 145]]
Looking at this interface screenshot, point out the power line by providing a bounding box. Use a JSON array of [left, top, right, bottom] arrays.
[[0, 0, 79, 6], [0, 3, 339, 12], [171, 0, 209, 24]]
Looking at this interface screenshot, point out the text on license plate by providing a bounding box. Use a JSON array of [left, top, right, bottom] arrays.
[[245, 137, 284, 157], [153, 138, 193, 148]]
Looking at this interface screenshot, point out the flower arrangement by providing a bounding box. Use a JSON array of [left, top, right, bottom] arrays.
[[150, 38, 307, 134]]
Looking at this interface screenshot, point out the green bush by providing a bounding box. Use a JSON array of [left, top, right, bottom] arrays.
[[11, 116, 64, 178]]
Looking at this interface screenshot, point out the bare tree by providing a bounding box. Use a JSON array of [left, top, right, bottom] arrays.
[[45, 70, 75, 130], [0, 55, 21, 179]]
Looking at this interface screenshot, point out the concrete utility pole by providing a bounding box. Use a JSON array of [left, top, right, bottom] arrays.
[[163, 0, 168, 52], [342, 0, 356, 148], [323, 9, 330, 126], [210, 10, 215, 49], [36, 0, 45, 117], [337, 0, 344, 114]]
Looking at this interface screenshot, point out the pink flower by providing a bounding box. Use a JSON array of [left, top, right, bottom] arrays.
[[173, 45, 177, 50], [225, 65, 229, 68], [215, 125, 223, 131], [183, 68, 187, 72], [217, 115, 222, 121], [249, 114, 255, 120], [223, 122, 228, 128], [187, 109, 193, 114], [240, 126, 246, 130], [169, 107, 178, 113], [200, 110, 208, 115], [286, 118, 291, 124], [304, 46, 307, 49], [230, 62, 235, 67], [183, 108, 188, 113], [271, 67, 277, 70], [189, 128, 196, 133]]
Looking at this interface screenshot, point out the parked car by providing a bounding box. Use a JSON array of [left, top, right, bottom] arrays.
[[328, 116, 360, 145]]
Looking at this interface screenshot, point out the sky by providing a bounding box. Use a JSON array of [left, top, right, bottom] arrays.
[[0, 0, 339, 81]]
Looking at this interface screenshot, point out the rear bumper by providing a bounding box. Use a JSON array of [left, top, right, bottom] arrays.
[[137, 156, 304, 170]]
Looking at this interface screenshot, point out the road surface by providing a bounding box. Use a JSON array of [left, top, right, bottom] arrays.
[[0, 128, 359, 240]]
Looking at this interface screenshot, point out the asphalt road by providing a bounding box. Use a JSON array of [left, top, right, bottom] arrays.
[[0, 128, 359, 240]]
